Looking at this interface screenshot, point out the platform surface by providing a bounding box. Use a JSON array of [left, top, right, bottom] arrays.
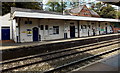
[[0, 33, 119, 50], [71, 54, 120, 73]]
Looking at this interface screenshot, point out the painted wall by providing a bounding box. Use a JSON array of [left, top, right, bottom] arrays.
[[78, 21, 113, 37], [12, 17, 114, 43], [0, 16, 1, 40], [12, 19, 17, 42], [79, 21, 89, 37], [0, 13, 12, 40], [19, 18, 39, 42], [40, 19, 64, 41], [64, 20, 78, 38], [17, 18, 65, 42], [100, 22, 113, 34]]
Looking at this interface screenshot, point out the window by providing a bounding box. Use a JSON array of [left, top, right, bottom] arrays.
[[70, 22, 74, 24], [84, 13, 89, 15], [40, 25, 44, 30], [81, 25, 86, 29], [84, 13, 87, 15], [88, 25, 91, 28], [25, 21, 32, 24], [29, 21, 32, 24], [53, 26, 59, 34], [45, 25, 48, 30], [84, 8, 88, 11], [25, 21, 28, 24]]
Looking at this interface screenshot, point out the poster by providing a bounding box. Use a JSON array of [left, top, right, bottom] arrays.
[[27, 29, 32, 36], [100, 29, 104, 31]]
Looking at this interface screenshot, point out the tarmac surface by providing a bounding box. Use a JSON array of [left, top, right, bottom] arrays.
[[71, 54, 120, 73], [0, 33, 119, 50]]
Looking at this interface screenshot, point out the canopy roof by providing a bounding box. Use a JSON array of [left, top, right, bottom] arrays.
[[66, 5, 100, 17], [11, 7, 120, 22]]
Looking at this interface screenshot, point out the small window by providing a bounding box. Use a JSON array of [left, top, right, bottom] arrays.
[[99, 24, 100, 27], [81, 25, 86, 29], [53, 26, 59, 34], [70, 22, 74, 24], [25, 21, 28, 24], [84, 13, 89, 15], [45, 25, 48, 30], [88, 25, 90, 28], [40, 25, 44, 30], [25, 21, 32, 24], [29, 21, 32, 24]]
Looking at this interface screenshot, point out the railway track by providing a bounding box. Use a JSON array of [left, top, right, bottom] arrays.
[[44, 48, 119, 73], [1, 39, 119, 72]]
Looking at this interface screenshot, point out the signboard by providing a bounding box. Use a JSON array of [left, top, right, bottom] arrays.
[[22, 31, 26, 33], [100, 29, 104, 31], [27, 29, 32, 36]]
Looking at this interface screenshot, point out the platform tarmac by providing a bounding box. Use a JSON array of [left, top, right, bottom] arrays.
[[70, 54, 120, 73], [1, 33, 119, 51]]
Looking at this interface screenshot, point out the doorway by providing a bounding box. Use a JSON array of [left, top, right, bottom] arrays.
[[2, 28, 10, 40], [70, 26, 75, 38], [33, 27, 39, 41], [105, 27, 108, 34]]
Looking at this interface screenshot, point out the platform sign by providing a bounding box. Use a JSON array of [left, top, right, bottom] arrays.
[[22, 31, 26, 33], [100, 29, 104, 31], [27, 29, 32, 36]]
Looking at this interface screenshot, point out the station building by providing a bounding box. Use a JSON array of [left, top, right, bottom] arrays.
[[10, 7, 120, 43], [0, 13, 12, 41]]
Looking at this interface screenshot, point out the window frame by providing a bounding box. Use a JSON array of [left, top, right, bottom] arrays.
[[45, 25, 48, 30], [40, 25, 44, 30], [53, 26, 59, 34]]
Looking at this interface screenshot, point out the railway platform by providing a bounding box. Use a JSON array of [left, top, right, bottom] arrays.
[[1, 33, 119, 51], [70, 54, 120, 73], [1, 33, 120, 61]]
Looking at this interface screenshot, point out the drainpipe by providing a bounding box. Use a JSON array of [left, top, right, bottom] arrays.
[[18, 18, 21, 43], [77, 21, 80, 38], [99, 22, 100, 35]]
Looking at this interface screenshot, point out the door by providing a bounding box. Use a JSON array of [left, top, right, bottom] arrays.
[[64, 33, 67, 39], [105, 27, 107, 34], [70, 26, 75, 38], [33, 27, 39, 41], [2, 28, 10, 40]]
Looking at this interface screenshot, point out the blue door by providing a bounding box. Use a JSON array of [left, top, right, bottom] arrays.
[[2, 28, 10, 40], [33, 27, 39, 41]]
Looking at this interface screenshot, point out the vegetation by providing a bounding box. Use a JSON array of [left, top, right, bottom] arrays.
[[45, 2, 67, 12], [2, 2, 43, 15], [2, 1, 119, 19], [116, 11, 120, 19], [91, 2, 118, 19]]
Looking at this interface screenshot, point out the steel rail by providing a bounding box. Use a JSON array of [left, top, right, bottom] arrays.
[[1, 38, 118, 65], [43, 48, 120, 73], [2, 41, 119, 72]]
